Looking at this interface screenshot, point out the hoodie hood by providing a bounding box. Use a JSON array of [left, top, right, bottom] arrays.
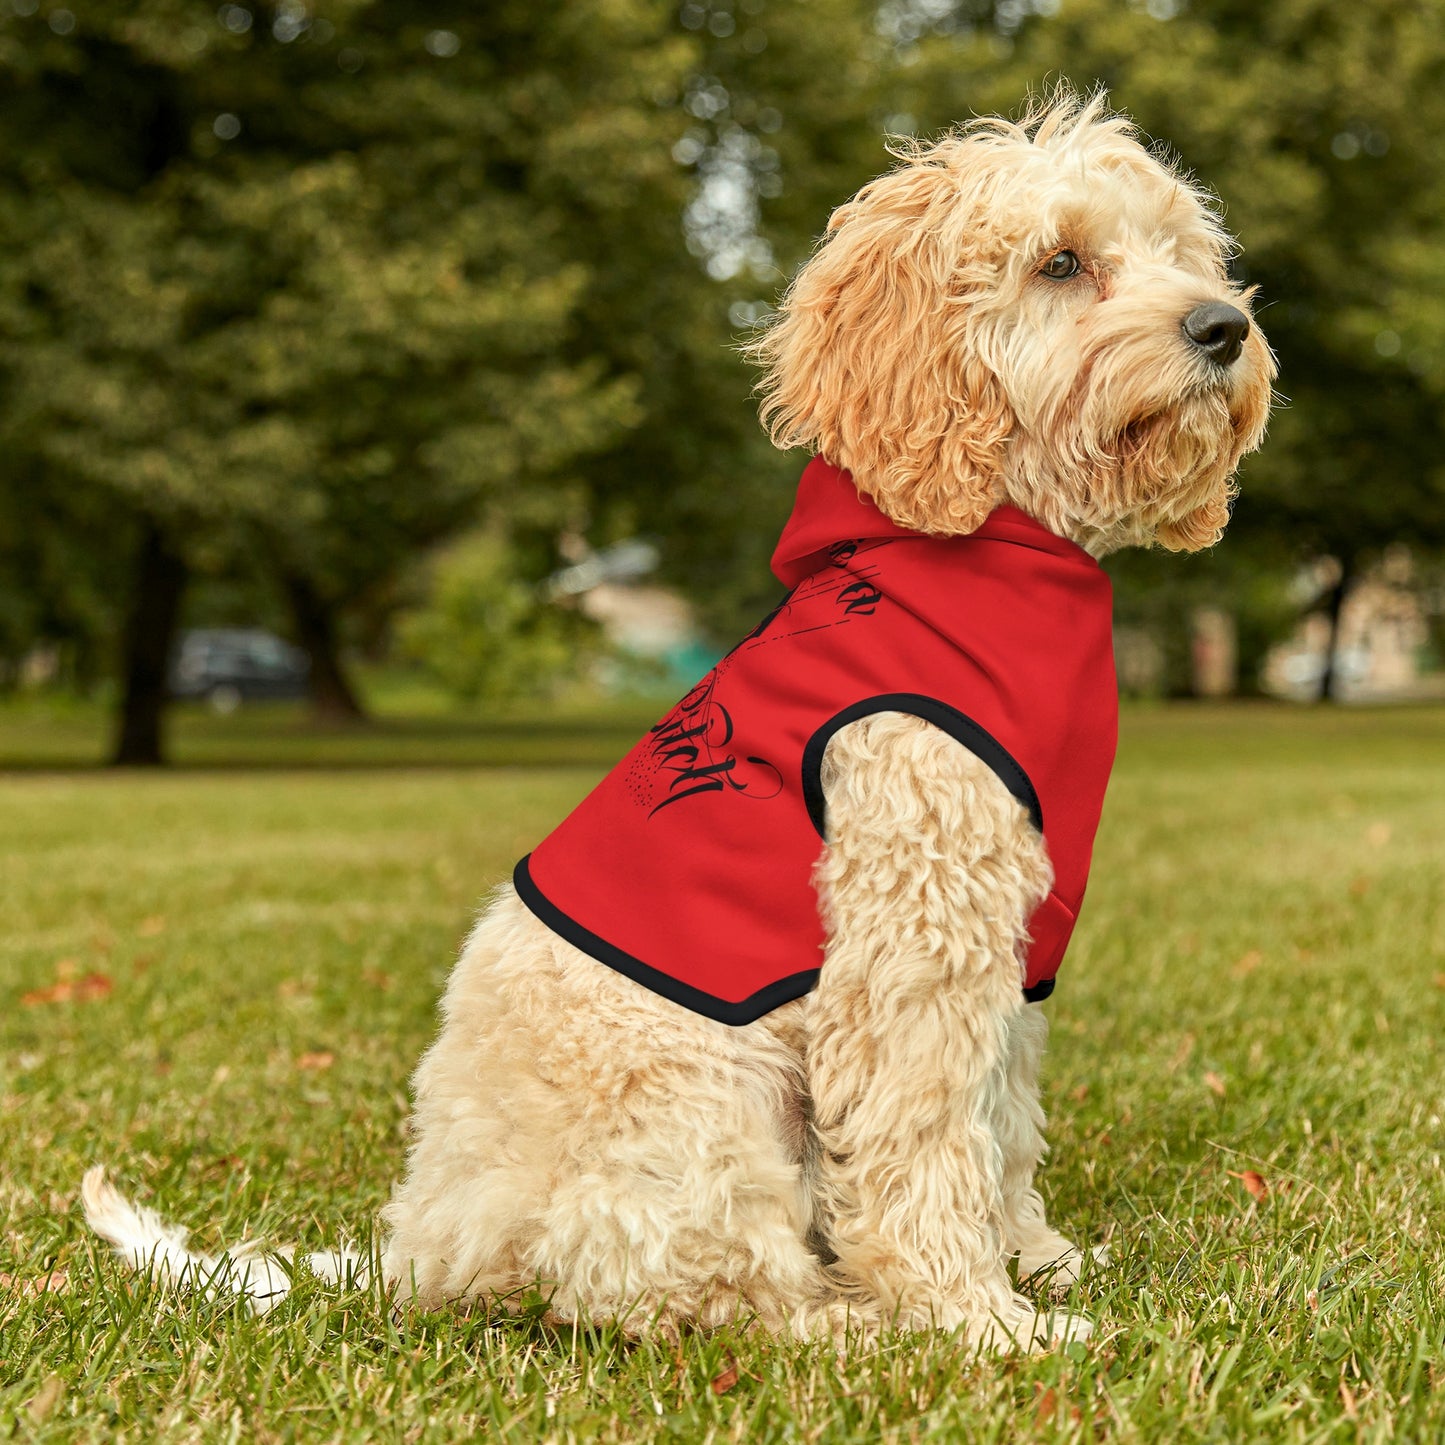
[[770, 456, 1098, 588]]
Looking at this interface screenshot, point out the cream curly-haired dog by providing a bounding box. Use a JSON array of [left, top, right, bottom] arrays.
[[85, 91, 1273, 1351]]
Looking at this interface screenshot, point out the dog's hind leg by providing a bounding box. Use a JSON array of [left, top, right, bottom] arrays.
[[804, 713, 1091, 1350], [513, 982, 837, 1340], [383, 892, 833, 1338]]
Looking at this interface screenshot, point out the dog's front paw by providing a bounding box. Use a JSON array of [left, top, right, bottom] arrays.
[[970, 1296, 1093, 1353], [1018, 1239, 1110, 1294]]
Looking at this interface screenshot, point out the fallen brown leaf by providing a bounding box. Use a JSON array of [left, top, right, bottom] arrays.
[[1228, 1169, 1268, 1201], [1232, 950, 1263, 977], [21, 972, 112, 1007], [361, 968, 394, 992], [710, 1359, 739, 1396], [296, 1051, 335, 1072], [1070, 1083, 1089, 1103], [0, 1268, 69, 1298], [1204, 1071, 1227, 1098], [1348, 876, 1372, 899], [1034, 1386, 1058, 1426], [21, 982, 69, 1006], [138, 915, 167, 937], [1433, 973, 1445, 990]]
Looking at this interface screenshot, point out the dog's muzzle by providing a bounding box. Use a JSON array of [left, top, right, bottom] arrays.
[[1182, 302, 1250, 367]]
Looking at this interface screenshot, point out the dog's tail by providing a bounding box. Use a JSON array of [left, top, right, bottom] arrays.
[[81, 1165, 368, 1315]]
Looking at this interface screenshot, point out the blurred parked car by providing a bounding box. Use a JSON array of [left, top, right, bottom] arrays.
[[169, 629, 310, 712]]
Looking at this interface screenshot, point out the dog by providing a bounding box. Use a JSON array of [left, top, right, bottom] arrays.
[[85, 89, 1274, 1351]]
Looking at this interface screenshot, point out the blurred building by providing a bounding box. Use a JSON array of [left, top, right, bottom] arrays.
[[547, 540, 719, 689], [1262, 551, 1439, 701]]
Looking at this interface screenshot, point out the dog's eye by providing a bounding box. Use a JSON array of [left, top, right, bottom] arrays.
[[1040, 250, 1081, 280]]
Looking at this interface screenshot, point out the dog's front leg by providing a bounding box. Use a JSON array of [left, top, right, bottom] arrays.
[[805, 713, 1089, 1350], [993, 1006, 1099, 1289]]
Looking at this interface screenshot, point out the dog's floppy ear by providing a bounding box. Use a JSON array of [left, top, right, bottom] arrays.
[[750, 148, 1012, 535]]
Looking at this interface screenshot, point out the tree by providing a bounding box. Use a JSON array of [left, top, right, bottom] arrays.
[[14, 0, 1440, 738], [0, 1, 696, 758]]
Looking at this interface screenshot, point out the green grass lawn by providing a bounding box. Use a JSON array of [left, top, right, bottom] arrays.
[[2, 702, 1443, 1442]]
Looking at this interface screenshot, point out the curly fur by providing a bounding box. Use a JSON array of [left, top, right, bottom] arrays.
[[749, 90, 1273, 554], [85, 87, 1272, 1353], [377, 715, 1086, 1349]]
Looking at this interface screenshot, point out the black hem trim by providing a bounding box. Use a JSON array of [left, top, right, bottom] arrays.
[[513, 855, 821, 1027], [1022, 978, 1056, 1003], [800, 692, 1044, 838]]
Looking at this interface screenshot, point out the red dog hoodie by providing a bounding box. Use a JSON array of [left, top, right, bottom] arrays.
[[515, 457, 1118, 1025]]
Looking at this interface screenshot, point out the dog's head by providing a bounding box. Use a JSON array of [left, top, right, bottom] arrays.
[[751, 89, 1275, 554]]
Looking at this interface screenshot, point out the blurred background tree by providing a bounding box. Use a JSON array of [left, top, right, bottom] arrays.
[[396, 530, 601, 705], [0, 0, 692, 758], [2, 0, 1443, 760]]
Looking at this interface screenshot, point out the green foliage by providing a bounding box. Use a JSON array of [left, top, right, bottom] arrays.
[[5, 0, 1445, 698], [397, 532, 600, 704], [1107, 542, 1302, 696], [3, 3, 675, 521], [542, 0, 887, 640], [0, 0, 890, 674], [0, 461, 133, 690], [0, 0, 700, 681]]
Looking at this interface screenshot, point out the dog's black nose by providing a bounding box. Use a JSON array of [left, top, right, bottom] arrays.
[[1182, 302, 1250, 367]]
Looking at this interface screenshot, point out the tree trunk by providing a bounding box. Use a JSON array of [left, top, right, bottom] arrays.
[[283, 572, 367, 724], [111, 521, 187, 766], [1317, 554, 1355, 703]]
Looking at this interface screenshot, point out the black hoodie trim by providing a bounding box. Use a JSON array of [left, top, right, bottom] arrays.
[[514, 695, 1052, 1022], [800, 693, 1044, 837], [513, 855, 821, 1026]]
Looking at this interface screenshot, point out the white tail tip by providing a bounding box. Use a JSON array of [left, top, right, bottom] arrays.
[[81, 1166, 369, 1315]]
